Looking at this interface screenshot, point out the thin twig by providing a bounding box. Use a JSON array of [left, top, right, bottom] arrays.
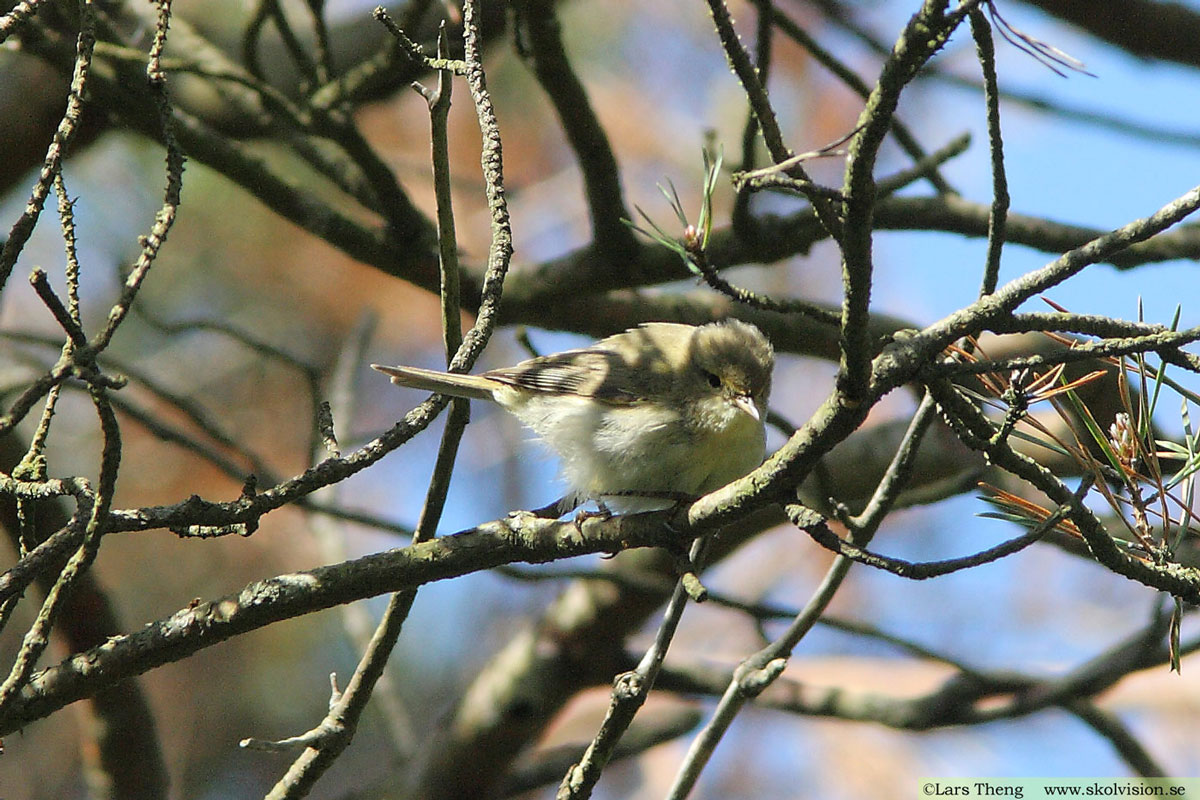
[[665, 520, 839, 800], [664, 394, 937, 797], [923, 327, 1200, 380], [837, 0, 981, 403], [847, 392, 939, 530], [730, 0, 774, 237], [89, 0, 185, 355], [0, 0, 46, 42], [703, 0, 842, 241], [1066, 700, 1167, 777], [794, 478, 1088, 580], [0, 0, 95, 293], [970, 9, 1009, 297], [928, 378, 1200, 602], [28, 269, 86, 347], [769, 4, 956, 195], [53, 171, 83, 326], [0, 384, 120, 719], [558, 538, 708, 799], [262, 5, 511, 795], [373, 6, 467, 74]]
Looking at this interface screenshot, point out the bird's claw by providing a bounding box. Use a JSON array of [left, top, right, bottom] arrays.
[[573, 502, 613, 532]]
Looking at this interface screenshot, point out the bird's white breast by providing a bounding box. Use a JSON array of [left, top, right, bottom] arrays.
[[498, 387, 764, 512]]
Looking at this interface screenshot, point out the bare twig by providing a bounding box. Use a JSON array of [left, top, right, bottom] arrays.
[[970, 9, 1009, 298], [558, 538, 707, 799], [260, 5, 512, 795], [0, 0, 95, 292]]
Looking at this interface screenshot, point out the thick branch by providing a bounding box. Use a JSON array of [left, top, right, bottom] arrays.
[[0, 510, 690, 734]]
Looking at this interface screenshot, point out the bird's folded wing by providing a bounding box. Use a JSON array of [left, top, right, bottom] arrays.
[[486, 349, 646, 403]]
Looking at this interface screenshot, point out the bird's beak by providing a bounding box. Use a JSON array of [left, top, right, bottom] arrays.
[[735, 394, 761, 421]]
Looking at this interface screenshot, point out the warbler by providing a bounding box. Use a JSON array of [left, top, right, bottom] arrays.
[[372, 320, 774, 512]]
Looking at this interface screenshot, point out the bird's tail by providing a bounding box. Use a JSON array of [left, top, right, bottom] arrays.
[[370, 363, 499, 401]]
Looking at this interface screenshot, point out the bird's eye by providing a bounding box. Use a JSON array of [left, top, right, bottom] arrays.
[[703, 370, 722, 389]]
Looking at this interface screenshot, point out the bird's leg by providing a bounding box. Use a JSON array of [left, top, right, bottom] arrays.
[[573, 499, 613, 532]]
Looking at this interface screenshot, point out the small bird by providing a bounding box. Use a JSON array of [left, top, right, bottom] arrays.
[[372, 320, 774, 513]]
